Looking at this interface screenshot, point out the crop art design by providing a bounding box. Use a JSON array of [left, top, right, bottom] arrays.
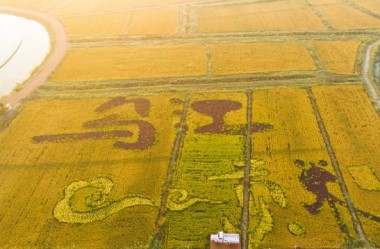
[[32, 97, 156, 150], [54, 177, 156, 224], [191, 99, 273, 135], [162, 93, 276, 248]]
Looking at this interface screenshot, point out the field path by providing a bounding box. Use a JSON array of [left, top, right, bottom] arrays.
[[0, 5, 67, 106], [363, 38, 380, 112]]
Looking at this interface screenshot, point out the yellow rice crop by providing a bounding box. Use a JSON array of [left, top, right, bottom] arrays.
[[307, 0, 338, 5], [50, 0, 134, 15], [60, 13, 130, 37], [250, 88, 357, 248], [313, 40, 362, 74], [128, 7, 178, 35], [198, 1, 327, 32], [352, 0, 380, 15], [310, 0, 380, 29], [51, 44, 207, 82], [134, 0, 198, 7], [211, 42, 316, 75], [0, 0, 54, 10], [312, 85, 380, 245], [164, 92, 247, 248], [0, 95, 183, 248], [0, 0, 28, 8]]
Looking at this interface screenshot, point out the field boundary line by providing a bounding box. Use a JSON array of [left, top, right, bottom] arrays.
[[69, 31, 380, 46], [241, 90, 253, 249], [362, 38, 380, 113], [304, 40, 325, 72], [177, 5, 186, 34], [305, 0, 334, 30], [150, 93, 191, 248], [307, 87, 371, 247], [205, 44, 213, 76], [341, 0, 380, 20]]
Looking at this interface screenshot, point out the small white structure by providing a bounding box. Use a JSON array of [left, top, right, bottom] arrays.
[[210, 231, 240, 244], [5, 103, 12, 111]]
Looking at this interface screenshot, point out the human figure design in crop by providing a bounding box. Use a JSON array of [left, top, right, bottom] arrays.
[[294, 159, 380, 229], [32, 97, 156, 150]]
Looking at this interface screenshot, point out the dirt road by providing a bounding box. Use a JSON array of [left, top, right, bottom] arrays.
[[0, 5, 67, 106], [362, 38, 380, 112]]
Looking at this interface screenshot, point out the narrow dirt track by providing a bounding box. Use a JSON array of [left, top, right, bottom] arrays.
[[362, 38, 380, 112], [0, 5, 67, 106]]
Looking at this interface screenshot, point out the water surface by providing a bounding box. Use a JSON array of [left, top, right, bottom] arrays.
[[0, 14, 50, 97]]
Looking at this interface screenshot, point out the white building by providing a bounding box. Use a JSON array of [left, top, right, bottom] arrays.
[[210, 231, 241, 249]]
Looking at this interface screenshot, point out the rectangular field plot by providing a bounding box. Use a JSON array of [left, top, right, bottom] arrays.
[[60, 13, 130, 37], [249, 88, 357, 248], [128, 7, 179, 35], [50, 44, 207, 82], [197, 1, 327, 33], [309, 0, 380, 29], [211, 42, 316, 75], [313, 40, 362, 75], [312, 85, 380, 245], [0, 95, 183, 248], [161, 92, 247, 248]]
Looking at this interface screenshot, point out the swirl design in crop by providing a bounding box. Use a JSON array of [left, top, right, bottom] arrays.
[[54, 177, 155, 224]]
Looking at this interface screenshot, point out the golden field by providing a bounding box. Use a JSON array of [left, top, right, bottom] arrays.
[[1, 87, 380, 247], [1, 0, 380, 248], [51, 44, 208, 82], [309, 0, 380, 29], [211, 42, 316, 75], [0, 95, 182, 248], [162, 92, 247, 248], [352, 0, 380, 15], [49, 0, 134, 16], [59, 7, 178, 37], [312, 85, 380, 245], [128, 7, 179, 35], [250, 88, 356, 248], [60, 13, 130, 37], [313, 40, 362, 74], [197, 1, 327, 33]]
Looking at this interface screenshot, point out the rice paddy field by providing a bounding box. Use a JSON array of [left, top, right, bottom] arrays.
[[0, 0, 380, 248]]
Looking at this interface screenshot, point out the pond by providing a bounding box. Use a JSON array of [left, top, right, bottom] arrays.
[[0, 14, 50, 97]]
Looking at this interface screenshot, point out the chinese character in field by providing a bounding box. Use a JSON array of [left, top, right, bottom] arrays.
[[191, 100, 273, 134], [32, 97, 156, 150]]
